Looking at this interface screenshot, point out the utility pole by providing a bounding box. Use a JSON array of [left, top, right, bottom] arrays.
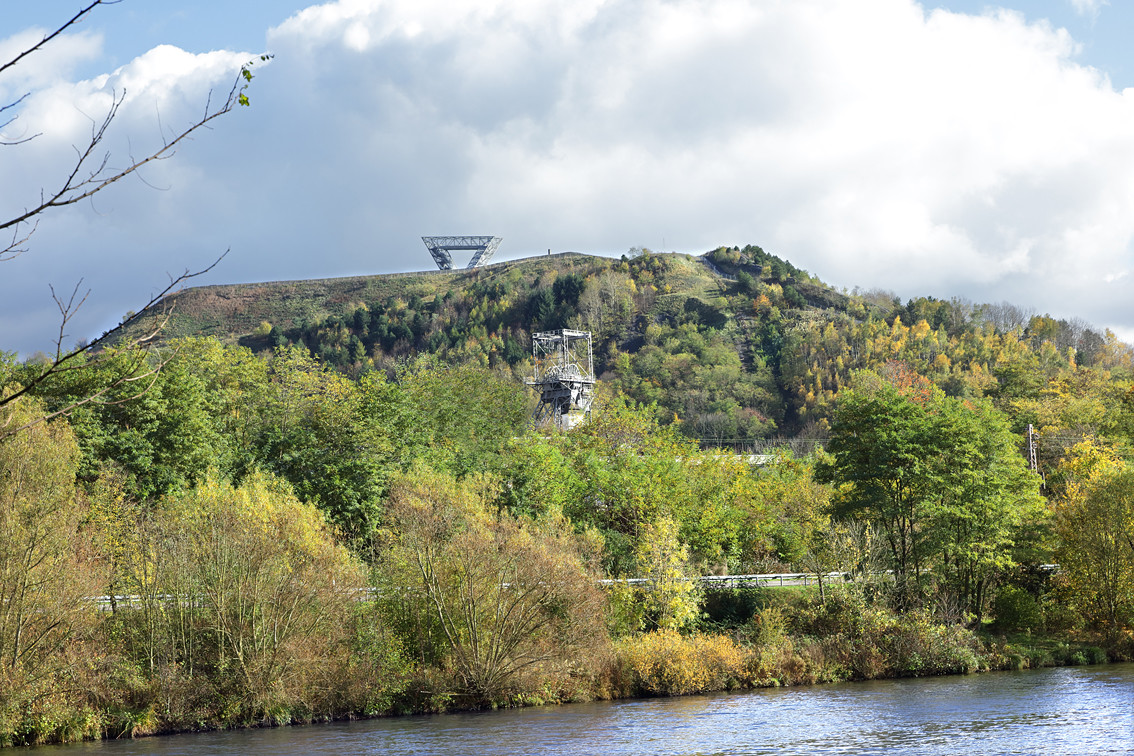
[[1027, 423, 1038, 473], [1027, 423, 1045, 488]]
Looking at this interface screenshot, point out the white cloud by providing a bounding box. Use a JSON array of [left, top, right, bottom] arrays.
[[0, 41, 251, 223], [5, 0, 1134, 355], [265, 1, 1134, 296], [0, 32, 253, 354], [0, 27, 103, 106], [1070, 0, 1108, 18]]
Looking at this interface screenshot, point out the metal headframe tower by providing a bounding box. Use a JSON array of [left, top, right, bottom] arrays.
[[422, 236, 502, 271], [526, 329, 596, 430]]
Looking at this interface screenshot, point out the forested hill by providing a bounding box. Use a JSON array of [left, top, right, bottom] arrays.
[[7, 245, 1134, 744], [122, 245, 1134, 443]]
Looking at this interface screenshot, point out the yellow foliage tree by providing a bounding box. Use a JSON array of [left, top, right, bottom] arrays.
[[0, 398, 97, 742], [634, 516, 701, 631], [155, 471, 365, 715], [381, 467, 608, 704], [1053, 442, 1134, 638]]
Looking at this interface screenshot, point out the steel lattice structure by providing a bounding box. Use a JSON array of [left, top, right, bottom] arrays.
[[526, 329, 595, 430], [421, 236, 502, 270]]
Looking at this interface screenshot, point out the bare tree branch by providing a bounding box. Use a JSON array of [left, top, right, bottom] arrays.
[[2, 218, 36, 261], [0, 3, 266, 437], [0, 72, 253, 260], [0, 251, 228, 437], [0, 94, 39, 147], [0, 1, 116, 79], [1, 0, 270, 260]]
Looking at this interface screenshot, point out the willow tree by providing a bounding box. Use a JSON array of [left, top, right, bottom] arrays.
[[152, 471, 365, 720]]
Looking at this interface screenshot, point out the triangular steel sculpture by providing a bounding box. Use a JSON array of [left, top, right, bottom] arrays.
[[422, 236, 502, 270]]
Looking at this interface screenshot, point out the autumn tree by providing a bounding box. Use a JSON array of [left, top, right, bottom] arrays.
[[0, 397, 97, 739], [378, 467, 608, 704], [153, 471, 365, 718], [1053, 443, 1134, 638], [633, 516, 701, 631]]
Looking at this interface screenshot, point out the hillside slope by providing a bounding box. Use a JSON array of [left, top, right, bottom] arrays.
[[135, 252, 614, 345], [119, 245, 1130, 442]]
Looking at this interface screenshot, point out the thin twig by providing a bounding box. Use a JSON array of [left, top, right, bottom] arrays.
[[0, 1, 118, 77], [0, 251, 228, 427]]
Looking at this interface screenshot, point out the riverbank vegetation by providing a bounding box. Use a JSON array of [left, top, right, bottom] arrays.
[[4, 248, 1134, 746]]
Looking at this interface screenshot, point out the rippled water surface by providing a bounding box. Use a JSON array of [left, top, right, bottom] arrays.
[[43, 664, 1134, 755]]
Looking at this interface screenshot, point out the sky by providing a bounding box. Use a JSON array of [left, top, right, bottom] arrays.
[[3, 0, 1134, 356]]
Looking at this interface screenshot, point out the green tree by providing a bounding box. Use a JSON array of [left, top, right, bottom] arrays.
[[749, 452, 839, 595], [818, 380, 942, 603], [31, 339, 258, 502], [675, 451, 766, 573], [393, 357, 532, 476], [819, 370, 1042, 613], [252, 346, 393, 542], [924, 397, 1045, 618], [526, 287, 557, 329], [497, 436, 584, 520], [563, 396, 697, 573]]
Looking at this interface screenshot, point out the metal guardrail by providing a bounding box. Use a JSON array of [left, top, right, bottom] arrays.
[[86, 574, 839, 610], [600, 572, 854, 589], [605, 566, 1060, 590], [86, 567, 1062, 609]]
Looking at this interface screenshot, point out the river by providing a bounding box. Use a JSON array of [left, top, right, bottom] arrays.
[[39, 664, 1134, 755]]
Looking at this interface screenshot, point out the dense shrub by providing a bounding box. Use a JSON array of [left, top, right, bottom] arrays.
[[788, 589, 983, 679], [993, 586, 1044, 633], [108, 471, 371, 730], [377, 468, 610, 706], [617, 631, 750, 696]]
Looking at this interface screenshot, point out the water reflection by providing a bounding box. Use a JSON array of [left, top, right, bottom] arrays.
[[41, 664, 1134, 755]]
